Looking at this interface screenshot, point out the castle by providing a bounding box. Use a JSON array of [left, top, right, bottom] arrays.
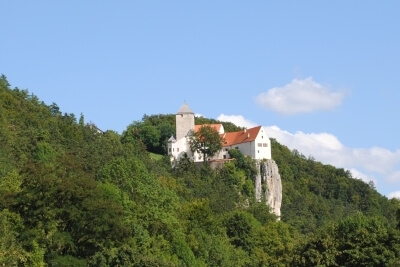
[[168, 102, 281, 218], [168, 102, 272, 163]]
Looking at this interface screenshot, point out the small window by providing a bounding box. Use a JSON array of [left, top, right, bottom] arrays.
[[223, 155, 226, 159], [235, 147, 239, 150], [258, 143, 262, 147], [169, 148, 171, 152], [173, 148, 174, 152], [177, 148, 179, 152], [258, 150, 260, 153], [263, 143, 268, 147]]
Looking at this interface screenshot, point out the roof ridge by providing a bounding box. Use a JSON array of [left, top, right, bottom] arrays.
[[177, 101, 194, 114]]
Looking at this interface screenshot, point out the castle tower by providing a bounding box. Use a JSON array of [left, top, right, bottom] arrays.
[[176, 102, 194, 141]]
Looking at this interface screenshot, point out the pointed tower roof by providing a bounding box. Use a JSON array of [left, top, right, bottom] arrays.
[[168, 135, 176, 142], [177, 101, 194, 114]]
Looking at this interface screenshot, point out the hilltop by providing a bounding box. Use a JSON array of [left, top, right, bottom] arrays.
[[1, 75, 400, 266]]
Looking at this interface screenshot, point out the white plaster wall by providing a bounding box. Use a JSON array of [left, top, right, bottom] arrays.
[[253, 137, 271, 160], [238, 142, 254, 158], [253, 127, 271, 160], [171, 116, 271, 163], [222, 127, 271, 160], [169, 137, 193, 162], [218, 125, 225, 134]]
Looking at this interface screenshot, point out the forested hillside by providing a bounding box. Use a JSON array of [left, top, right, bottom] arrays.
[[1, 75, 400, 266]]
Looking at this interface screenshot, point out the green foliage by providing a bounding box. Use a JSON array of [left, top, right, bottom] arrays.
[[0, 209, 28, 266], [1, 76, 400, 265], [247, 202, 278, 225], [223, 210, 261, 252], [0, 74, 11, 88], [27, 241, 46, 267], [297, 214, 400, 266], [120, 113, 241, 157], [121, 121, 160, 152], [121, 114, 176, 155], [194, 116, 243, 132], [190, 125, 223, 162], [33, 142, 57, 166], [228, 149, 258, 180], [271, 138, 397, 234]]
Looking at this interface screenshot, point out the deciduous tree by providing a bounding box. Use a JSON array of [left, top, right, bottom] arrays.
[[189, 125, 223, 162]]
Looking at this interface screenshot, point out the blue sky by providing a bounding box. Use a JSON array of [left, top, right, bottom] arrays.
[[2, 1, 400, 198]]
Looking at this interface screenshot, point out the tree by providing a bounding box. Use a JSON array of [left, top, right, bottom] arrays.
[[79, 113, 85, 127], [222, 210, 261, 253], [189, 125, 223, 162], [121, 121, 161, 153], [0, 209, 28, 265], [297, 214, 400, 266], [0, 74, 10, 88]]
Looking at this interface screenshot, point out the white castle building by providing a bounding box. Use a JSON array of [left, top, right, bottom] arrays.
[[168, 102, 281, 219], [168, 102, 271, 163]]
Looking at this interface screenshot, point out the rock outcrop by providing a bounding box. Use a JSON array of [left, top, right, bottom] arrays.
[[255, 159, 282, 219]]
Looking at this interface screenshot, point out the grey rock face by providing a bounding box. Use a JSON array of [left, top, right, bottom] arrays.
[[256, 159, 282, 219]]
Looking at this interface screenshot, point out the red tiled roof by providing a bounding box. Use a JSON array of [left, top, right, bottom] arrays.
[[221, 126, 261, 147], [194, 124, 223, 133]]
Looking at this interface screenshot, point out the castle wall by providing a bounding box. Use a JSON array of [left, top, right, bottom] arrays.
[[253, 128, 271, 160], [169, 136, 193, 162], [176, 113, 194, 141]]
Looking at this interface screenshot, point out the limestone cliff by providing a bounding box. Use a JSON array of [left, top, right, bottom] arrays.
[[255, 159, 282, 219]]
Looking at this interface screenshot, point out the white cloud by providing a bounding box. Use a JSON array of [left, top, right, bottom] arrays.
[[265, 126, 343, 152], [388, 171, 400, 184], [388, 191, 400, 199], [263, 125, 400, 196], [256, 77, 345, 115], [216, 114, 400, 196], [265, 125, 400, 177], [217, 114, 257, 129], [349, 168, 377, 185]]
